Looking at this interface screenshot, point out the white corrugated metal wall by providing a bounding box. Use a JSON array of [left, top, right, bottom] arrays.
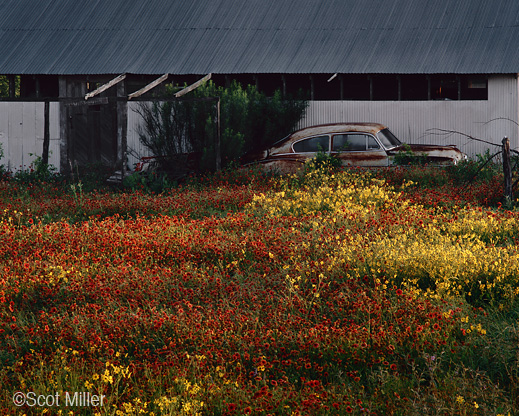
[[127, 102, 154, 170], [0, 102, 60, 172], [300, 75, 519, 158]]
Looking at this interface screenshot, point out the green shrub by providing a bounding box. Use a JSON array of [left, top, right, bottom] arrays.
[[13, 154, 62, 184], [305, 150, 342, 173], [447, 149, 502, 184], [0, 75, 20, 97], [136, 81, 308, 174], [393, 143, 429, 166], [123, 170, 175, 193], [69, 162, 113, 192], [0, 143, 7, 178]]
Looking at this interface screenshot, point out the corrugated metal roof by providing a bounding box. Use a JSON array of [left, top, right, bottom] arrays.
[[1, 0, 519, 75]]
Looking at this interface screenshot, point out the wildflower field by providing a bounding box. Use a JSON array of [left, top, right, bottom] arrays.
[[1, 164, 518, 415]]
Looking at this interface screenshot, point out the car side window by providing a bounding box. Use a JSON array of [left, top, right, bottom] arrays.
[[367, 136, 380, 149], [332, 134, 380, 151], [293, 135, 329, 152]]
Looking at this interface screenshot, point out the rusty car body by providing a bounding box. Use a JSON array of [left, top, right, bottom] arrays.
[[241, 123, 466, 174]]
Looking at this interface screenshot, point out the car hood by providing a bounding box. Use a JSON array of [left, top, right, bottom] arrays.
[[387, 143, 466, 163]]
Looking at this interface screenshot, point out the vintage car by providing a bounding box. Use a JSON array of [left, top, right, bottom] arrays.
[[241, 122, 466, 174]]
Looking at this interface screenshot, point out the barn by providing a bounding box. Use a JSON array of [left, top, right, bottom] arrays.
[[1, 0, 519, 173]]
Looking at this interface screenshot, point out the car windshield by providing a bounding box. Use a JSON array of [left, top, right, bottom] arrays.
[[377, 128, 402, 149]]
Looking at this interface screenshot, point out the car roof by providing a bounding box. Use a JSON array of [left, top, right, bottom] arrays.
[[289, 123, 388, 141]]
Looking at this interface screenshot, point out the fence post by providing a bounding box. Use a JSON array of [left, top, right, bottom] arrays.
[[43, 100, 50, 166], [215, 98, 221, 171], [502, 136, 512, 203]]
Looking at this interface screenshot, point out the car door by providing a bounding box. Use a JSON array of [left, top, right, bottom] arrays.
[[331, 133, 389, 167]]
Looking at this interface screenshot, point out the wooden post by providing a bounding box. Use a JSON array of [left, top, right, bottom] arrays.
[[502, 136, 512, 202], [59, 76, 69, 174], [117, 81, 128, 179], [43, 100, 50, 166], [215, 98, 221, 171], [35, 76, 40, 98], [8, 75, 16, 98]]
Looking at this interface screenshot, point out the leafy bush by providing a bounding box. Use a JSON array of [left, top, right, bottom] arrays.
[[123, 170, 176, 193], [447, 149, 503, 184], [0, 143, 7, 178], [135, 81, 308, 174], [0, 75, 19, 97], [392, 143, 429, 166], [135, 99, 201, 175], [13, 155, 62, 184], [68, 162, 114, 192], [305, 149, 342, 173]]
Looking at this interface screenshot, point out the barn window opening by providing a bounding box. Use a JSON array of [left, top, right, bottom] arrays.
[[255, 74, 284, 97], [283, 74, 311, 99], [343, 75, 370, 100], [401, 75, 429, 100], [0, 75, 20, 98], [312, 74, 341, 100], [371, 75, 399, 101], [430, 75, 459, 100], [19, 75, 59, 99], [461, 76, 488, 100]]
